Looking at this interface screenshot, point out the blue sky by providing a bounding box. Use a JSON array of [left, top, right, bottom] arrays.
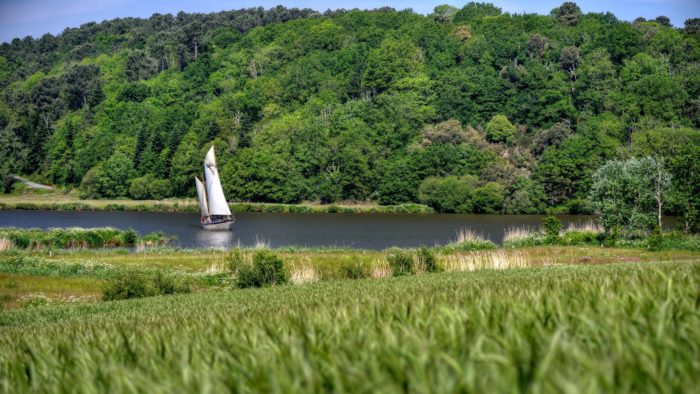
[[1, 0, 699, 43]]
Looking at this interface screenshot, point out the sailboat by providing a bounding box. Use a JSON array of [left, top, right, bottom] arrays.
[[195, 146, 234, 230]]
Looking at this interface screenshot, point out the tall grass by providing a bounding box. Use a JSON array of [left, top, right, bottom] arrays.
[[0, 228, 169, 250], [0, 262, 697, 392], [442, 228, 497, 251]]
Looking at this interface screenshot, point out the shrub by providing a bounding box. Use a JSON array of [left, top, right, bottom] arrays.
[[387, 250, 415, 276], [102, 272, 157, 301], [235, 250, 288, 288], [543, 215, 562, 243], [252, 250, 287, 286], [152, 272, 190, 295], [102, 271, 189, 301], [122, 228, 138, 246], [646, 227, 664, 251], [341, 259, 370, 279], [417, 247, 439, 273], [602, 226, 620, 247]]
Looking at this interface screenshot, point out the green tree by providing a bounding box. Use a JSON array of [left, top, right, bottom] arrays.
[[551, 2, 582, 26], [590, 157, 671, 234], [362, 37, 424, 93], [632, 128, 700, 232], [418, 175, 478, 213], [485, 114, 515, 144]]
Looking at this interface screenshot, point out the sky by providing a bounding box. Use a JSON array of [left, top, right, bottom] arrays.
[[1, 0, 699, 43]]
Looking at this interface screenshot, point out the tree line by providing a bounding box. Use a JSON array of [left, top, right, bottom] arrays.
[[1, 2, 699, 231]]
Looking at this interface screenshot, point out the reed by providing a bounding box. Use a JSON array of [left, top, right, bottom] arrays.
[[443, 228, 497, 251], [502, 226, 537, 243], [0, 237, 14, 251], [289, 258, 320, 285], [370, 258, 392, 279], [564, 220, 604, 234]]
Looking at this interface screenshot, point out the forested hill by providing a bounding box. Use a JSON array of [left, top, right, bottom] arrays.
[[1, 3, 699, 215]]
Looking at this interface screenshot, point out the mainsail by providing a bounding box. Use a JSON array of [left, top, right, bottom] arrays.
[[194, 177, 209, 216], [203, 146, 232, 216]]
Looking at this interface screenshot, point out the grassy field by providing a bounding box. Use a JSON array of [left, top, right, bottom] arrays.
[[2, 245, 699, 309], [0, 191, 433, 213], [0, 260, 698, 392]]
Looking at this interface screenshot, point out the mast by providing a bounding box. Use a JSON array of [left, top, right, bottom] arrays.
[[203, 146, 232, 216], [194, 177, 209, 217]]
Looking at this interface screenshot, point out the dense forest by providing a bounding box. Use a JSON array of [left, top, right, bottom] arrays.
[[1, 3, 699, 224]]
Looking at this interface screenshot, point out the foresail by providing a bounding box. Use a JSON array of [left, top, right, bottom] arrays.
[[204, 145, 217, 167], [195, 177, 209, 217], [203, 146, 232, 216]]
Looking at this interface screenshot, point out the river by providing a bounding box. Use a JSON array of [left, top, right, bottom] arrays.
[[0, 210, 616, 249]]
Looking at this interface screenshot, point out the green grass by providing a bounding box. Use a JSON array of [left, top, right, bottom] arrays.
[[0, 261, 698, 392]]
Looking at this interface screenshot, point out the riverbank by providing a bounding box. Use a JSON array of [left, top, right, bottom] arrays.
[[2, 240, 699, 310], [0, 192, 433, 214]]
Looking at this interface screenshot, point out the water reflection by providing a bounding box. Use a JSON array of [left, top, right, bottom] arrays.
[[194, 228, 236, 249]]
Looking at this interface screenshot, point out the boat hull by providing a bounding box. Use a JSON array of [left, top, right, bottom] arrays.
[[201, 219, 234, 231]]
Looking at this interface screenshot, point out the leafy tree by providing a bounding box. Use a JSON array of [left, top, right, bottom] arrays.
[[685, 18, 700, 34], [590, 157, 671, 234], [377, 157, 420, 205], [535, 132, 617, 205], [472, 182, 506, 213], [0, 128, 28, 192], [363, 37, 424, 94], [62, 64, 104, 110], [655, 16, 671, 27], [551, 2, 582, 26], [418, 175, 477, 213], [632, 128, 700, 232], [432, 5, 459, 24], [453, 2, 502, 23], [129, 174, 173, 200], [485, 114, 515, 144]]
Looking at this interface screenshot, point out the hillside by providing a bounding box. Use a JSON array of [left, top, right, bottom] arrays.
[[1, 3, 699, 221]]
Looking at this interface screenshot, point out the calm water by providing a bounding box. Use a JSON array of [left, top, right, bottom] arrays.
[[0, 210, 611, 249]]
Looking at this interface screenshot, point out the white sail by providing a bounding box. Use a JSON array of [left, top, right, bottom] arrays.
[[203, 146, 232, 216], [194, 177, 209, 217]]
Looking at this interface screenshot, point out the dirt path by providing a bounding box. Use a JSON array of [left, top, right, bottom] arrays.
[[9, 174, 53, 190]]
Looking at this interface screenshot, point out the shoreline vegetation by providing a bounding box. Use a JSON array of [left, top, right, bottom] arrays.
[[1, 223, 699, 310], [0, 192, 436, 214]]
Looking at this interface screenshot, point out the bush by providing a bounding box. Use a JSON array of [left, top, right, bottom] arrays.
[[252, 250, 287, 286], [102, 272, 157, 301], [102, 271, 189, 301], [387, 250, 415, 276], [152, 271, 190, 295], [341, 259, 370, 279], [417, 247, 439, 273], [234, 250, 288, 288], [122, 228, 138, 246], [543, 215, 562, 243], [646, 227, 664, 251]]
